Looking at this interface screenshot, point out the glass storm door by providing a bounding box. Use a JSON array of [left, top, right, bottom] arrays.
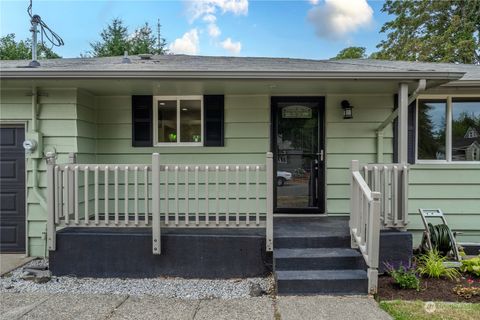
[[272, 97, 325, 213]]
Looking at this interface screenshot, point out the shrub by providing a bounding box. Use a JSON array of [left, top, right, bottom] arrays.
[[385, 262, 420, 290], [416, 249, 461, 279], [460, 256, 480, 277]]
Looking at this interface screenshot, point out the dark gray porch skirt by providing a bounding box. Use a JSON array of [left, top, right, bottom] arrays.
[[379, 229, 413, 274], [49, 228, 271, 278]]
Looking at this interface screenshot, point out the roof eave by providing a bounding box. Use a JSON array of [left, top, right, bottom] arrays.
[[440, 80, 480, 87], [0, 70, 466, 81]]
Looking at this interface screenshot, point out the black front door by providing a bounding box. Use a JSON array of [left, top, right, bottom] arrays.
[[0, 125, 26, 252], [272, 97, 325, 213]]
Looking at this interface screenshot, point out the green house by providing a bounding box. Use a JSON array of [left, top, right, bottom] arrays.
[[1, 55, 479, 295]]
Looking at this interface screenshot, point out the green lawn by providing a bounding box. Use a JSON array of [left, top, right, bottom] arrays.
[[379, 300, 480, 320]]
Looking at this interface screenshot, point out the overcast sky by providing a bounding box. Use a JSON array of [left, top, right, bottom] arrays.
[[0, 0, 392, 59]]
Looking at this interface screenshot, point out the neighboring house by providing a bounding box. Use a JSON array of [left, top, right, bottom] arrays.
[[0, 55, 479, 295]]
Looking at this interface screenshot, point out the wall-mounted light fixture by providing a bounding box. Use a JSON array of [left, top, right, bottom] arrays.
[[341, 100, 354, 119]]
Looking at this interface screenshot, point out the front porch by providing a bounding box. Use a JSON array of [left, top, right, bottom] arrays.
[[45, 152, 410, 295]]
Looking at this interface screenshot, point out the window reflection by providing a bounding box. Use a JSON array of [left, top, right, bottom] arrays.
[[417, 100, 446, 160], [452, 99, 480, 161]]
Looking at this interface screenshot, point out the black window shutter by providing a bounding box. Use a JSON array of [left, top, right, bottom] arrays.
[[393, 94, 416, 164], [132, 95, 153, 147], [204, 95, 224, 147]]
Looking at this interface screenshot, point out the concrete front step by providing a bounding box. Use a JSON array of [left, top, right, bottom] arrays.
[[274, 247, 366, 270], [276, 269, 368, 295], [274, 235, 351, 249]]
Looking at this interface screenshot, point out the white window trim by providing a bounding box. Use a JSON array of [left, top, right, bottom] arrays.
[[416, 94, 480, 164], [153, 95, 204, 147]]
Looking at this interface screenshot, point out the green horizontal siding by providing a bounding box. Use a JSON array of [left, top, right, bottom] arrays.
[[0, 88, 93, 256]]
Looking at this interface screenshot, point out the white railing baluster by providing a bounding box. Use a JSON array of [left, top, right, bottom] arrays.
[[225, 166, 230, 226], [54, 166, 60, 224], [215, 166, 219, 226], [104, 166, 109, 225], [57, 168, 63, 224], [84, 166, 89, 225], [392, 165, 398, 226], [174, 166, 179, 226], [205, 166, 209, 226], [144, 166, 149, 225], [124, 166, 129, 225], [235, 165, 240, 226], [114, 166, 119, 225], [165, 166, 169, 225], [94, 166, 99, 225], [245, 165, 250, 226], [185, 166, 189, 226], [255, 165, 260, 226], [74, 166, 79, 224], [134, 166, 138, 226], [62, 166, 68, 222], [195, 166, 199, 226]]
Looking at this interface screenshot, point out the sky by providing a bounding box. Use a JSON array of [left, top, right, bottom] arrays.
[[0, 0, 392, 59]]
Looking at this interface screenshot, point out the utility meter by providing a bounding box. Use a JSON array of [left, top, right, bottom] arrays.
[[23, 139, 38, 154]]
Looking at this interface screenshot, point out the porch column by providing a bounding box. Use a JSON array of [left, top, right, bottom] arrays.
[[397, 83, 409, 164]]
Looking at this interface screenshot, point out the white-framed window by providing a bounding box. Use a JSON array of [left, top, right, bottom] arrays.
[[416, 96, 480, 163], [153, 96, 203, 146]]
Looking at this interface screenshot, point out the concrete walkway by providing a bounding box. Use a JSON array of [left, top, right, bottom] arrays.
[[0, 293, 392, 320], [0, 254, 34, 276]]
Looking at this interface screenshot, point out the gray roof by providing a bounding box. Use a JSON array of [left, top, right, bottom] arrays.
[[0, 55, 478, 81]]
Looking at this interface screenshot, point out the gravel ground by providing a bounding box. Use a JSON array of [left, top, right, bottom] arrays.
[[0, 259, 275, 300]]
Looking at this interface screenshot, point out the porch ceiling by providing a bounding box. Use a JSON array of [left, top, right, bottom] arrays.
[[0, 78, 446, 95]]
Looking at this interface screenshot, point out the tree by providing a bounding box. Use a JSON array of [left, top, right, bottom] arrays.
[[89, 18, 167, 57], [376, 0, 480, 64], [90, 18, 130, 57], [129, 21, 167, 55], [331, 47, 367, 60], [0, 33, 60, 60]]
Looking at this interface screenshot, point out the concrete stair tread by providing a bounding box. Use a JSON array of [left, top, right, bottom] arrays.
[[276, 269, 367, 281], [274, 247, 362, 259]]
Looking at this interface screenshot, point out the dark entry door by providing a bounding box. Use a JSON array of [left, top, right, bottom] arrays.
[[0, 125, 26, 252], [272, 97, 325, 213]]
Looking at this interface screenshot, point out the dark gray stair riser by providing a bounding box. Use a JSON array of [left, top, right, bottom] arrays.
[[276, 278, 368, 295], [274, 255, 366, 270], [274, 236, 351, 249]]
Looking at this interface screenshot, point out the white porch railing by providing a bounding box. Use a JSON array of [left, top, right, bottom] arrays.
[[46, 153, 274, 254], [350, 160, 381, 294], [363, 163, 409, 230], [349, 160, 409, 294]]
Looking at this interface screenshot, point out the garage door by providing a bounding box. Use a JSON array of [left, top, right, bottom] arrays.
[[0, 125, 26, 253]]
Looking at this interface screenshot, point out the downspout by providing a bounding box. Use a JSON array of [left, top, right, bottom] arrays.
[[31, 86, 47, 210], [375, 79, 426, 163]]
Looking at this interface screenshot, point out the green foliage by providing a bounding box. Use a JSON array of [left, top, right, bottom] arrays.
[[460, 256, 480, 277], [90, 18, 130, 57], [0, 33, 60, 60], [376, 0, 480, 64], [386, 263, 420, 290], [331, 47, 366, 60], [89, 18, 167, 57], [417, 249, 461, 279]]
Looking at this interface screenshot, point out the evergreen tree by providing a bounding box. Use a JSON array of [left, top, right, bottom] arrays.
[[89, 18, 167, 57], [90, 18, 130, 57]]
